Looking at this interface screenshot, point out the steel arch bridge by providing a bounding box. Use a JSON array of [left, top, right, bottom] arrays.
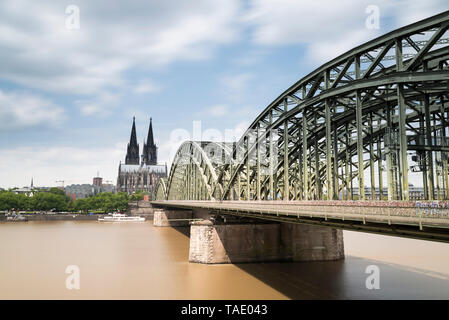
[[157, 11, 449, 203]]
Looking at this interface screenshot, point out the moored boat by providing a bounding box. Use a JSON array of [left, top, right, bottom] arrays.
[[5, 214, 28, 222]]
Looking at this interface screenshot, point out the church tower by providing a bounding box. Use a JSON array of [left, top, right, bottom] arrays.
[[125, 117, 140, 165], [117, 116, 166, 196], [143, 117, 158, 165]]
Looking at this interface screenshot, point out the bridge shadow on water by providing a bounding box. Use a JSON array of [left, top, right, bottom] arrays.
[[233, 256, 449, 299], [237, 257, 449, 299], [169, 226, 449, 299], [171, 226, 190, 237]]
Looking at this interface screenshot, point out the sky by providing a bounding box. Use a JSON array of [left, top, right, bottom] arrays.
[[0, 0, 448, 188]]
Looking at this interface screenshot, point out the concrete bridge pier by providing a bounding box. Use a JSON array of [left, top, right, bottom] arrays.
[[280, 223, 344, 262], [189, 221, 282, 263], [127, 201, 157, 219], [189, 219, 344, 264], [153, 208, 193, 227]]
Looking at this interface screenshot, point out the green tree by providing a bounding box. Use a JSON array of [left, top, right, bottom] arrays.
[[129, 190, 145, 201], [0, 191, 30, 211], [72, 192, 129, 213], [49, 187, 66, 197], [75, 198, 89, 213], [0, 192, 18, 211], [31, 192, 68, 211]]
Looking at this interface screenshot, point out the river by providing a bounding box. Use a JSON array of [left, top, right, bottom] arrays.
[[0, 221, 448, 299]]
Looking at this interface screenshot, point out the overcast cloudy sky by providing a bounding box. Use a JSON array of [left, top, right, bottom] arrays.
[[0, 0, 448, 188]]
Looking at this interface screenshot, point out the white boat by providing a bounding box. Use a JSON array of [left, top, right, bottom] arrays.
[[98, 213, 145, 222]]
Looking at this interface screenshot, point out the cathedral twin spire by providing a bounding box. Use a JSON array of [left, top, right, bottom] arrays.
[[143, 118, 157, 165], [124, 117, 157, 165], [125, 117, 139, 165]]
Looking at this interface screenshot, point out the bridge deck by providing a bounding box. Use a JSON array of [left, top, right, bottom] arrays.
[[151, 200, 449, 243]]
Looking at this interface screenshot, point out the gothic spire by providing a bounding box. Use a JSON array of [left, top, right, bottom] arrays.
[[125, 116, 140, 165], [142, 117, 157, 165], [130, 116, 138, 146], [147, 117, 154, 146]]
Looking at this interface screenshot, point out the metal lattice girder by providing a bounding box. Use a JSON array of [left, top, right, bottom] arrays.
[[155, 178, 167, 200], [157, 11, 449, 202], [157, 141, 233, 200]]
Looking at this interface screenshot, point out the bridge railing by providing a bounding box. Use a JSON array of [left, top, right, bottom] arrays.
[[153, 199, 449, 221]]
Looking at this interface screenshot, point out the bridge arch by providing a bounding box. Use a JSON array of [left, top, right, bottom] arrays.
[[162, 141, 233, 200], [155, 178, 167, 200], [157, 11, 449, 202]]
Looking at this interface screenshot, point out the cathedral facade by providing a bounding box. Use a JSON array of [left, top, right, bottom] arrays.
[[116, 117, 167, 198]]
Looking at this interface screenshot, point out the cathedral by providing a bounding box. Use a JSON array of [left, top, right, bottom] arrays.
[[116, 117, 167, 198]]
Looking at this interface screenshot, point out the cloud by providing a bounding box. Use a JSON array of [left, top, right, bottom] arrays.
[[231, 49, 271, 67], [207, 105, 229, 117], [306, 29, 378, 65], [0, 143, 127, 188], [0, 0, 241, 96], [393, 0, 449, 26], [198, 102, 260, 129], [157, 137, 183, 171], [0, 89, 65, 130], [0, 1, 446, 97], [244, 0, 449, 65], [133, 81, 161, 94], [219, 73, 254, 103], [75, 92, 121, 117], [226, 120, 251, 142], [244, 0, 377, 45]]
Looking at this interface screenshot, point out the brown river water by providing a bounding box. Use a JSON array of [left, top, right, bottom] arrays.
[[0, 221, 449, 299]]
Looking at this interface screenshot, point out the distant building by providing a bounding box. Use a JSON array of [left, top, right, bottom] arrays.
[[65, 184, 103, 199], [14, 187, 34, 196], [101, 183, 115, 193], [65, 180, 116, 200], [93, 176, 103, 187], [14, 178, 40, 196], [116, 117, 167, 198]]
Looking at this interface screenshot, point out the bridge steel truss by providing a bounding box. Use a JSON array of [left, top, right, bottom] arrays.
[[157, 11, 449, 202]]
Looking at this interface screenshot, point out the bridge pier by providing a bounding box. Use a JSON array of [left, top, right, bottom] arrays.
[[280, 223, 344, 261], [127, 201, 156, 219], [153, 208, 193, 227], [189, 220, 344, 264]]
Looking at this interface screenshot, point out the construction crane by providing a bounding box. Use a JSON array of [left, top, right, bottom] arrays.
[[55, 180, 65, 189]]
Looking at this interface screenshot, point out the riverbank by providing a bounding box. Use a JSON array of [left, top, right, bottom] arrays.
[[0, 214, 102, 221], [0, 212, 155, 221]]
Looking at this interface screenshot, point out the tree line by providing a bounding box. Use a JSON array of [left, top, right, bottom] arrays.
[[0, 188, 146, 213]]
